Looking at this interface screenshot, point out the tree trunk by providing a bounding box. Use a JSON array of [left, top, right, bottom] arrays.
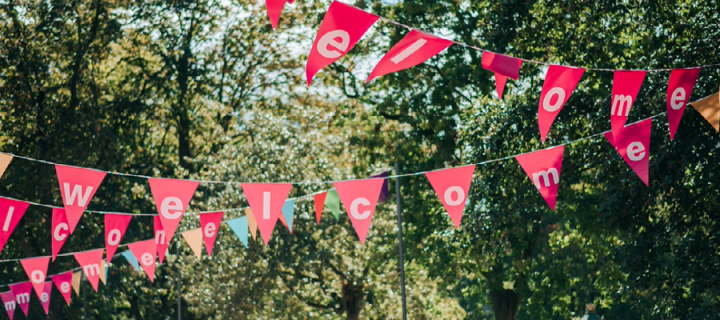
[[346, 312, 360, 320], [490, 289, 522, 320]]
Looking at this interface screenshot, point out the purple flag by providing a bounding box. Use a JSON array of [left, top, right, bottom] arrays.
[[369, 171, 390, 203]]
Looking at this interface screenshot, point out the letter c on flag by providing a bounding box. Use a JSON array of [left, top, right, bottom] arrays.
[[107, 229, 121, 246], [350, 198, 371, 220], [54, 223, 69, 241], [31, 270, 45, 284], [542, 87, 566, 112], [443, 186, 465, 206], [317, 30, 350, 59]]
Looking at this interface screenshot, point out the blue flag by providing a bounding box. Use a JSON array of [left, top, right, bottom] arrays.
[[282, 199, 296, 233], [226, 216, 249, 248], [121, 250, 140, 271]]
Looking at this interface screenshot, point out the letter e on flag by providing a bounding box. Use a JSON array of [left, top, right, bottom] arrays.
[[241, 183, 293, 245], [55, 165, 106, 233], [604, 118, 652, 186], [148, 178, 199, 249], [52, 270, 73, 306], [367, 30, 452, 82], [332, 178, 384, 244], [200, 212, 224, 257], [666, 68, 701, 140], [425, 165, 476, 229], [128, 239, 157, 282], [515, 146, 565, 210], [39, 282, 52, 314]]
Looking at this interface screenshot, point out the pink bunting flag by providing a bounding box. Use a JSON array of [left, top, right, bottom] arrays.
[[537, 65, 585, 142], [8, 282, 31, 316], [148, 178, 199, 250], [1, 291, 15, 320], [51, 208, 70, 261], [241, 183, 293, 245], [666, 68, 701, 140], [515, 146, 565, 210], [610, 70, 647, 143], [0, 198, 30, 255], [333, 178, 384, 244], [55, 165, 106, 233], [200, 212, 224, 257], [39, 282, 52, 315], [154, 216, 169, 264], [482, 51, 522, 99], [73, 249, 104, 292], [306, 0, 379, 86], [425, 165, 476, 229], [314, 192, 327, 225], [105, 214, 132, 265], [128, 239, 157, 282], [52, 270, 74, 306], [604, 118, 652, 186], [266, 0, 292, 29], [367, 30, 453, 82], [19, 256, 50, 299]]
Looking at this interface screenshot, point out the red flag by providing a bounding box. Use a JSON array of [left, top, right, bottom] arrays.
[[8, 282, 31, 316], [482, 51, 522, 99], [154, 216, 169, 264], [0, 198, 30, 255], [538, 65, 585, 142], [266, 0, 291, 29], [241, 183, 293, 245], [51, 270, 73, 306], [367, 30, 452, 82], [148, 178, 199, 249], [0, 291, 15, 320], [105, 214, 132, 265], [425, 165, 476, 229], [199, 212, 224, 257], [128, 239, 157, 282], [604, 118, 652, 186], [306, 1, 379, 86], [333, 178, 384, 244], [314, 192, 327, 225], [51, 208, 70, 261], [610, 70, 647, 143], [666, 68, 701, 140], [515, 146, 565, 210], [55, 165, 106, 233], [73, 249, 104, 292], [19, 256, 50, 299], [39, 282, 52, 315]]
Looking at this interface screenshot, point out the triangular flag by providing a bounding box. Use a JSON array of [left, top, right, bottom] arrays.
[[266, 0, 290, 29], [0, 198, 30, 255], [104, 214, 132, 265], [482, 51, 522, 99], [367, 30, 453, 82], [666, 68, 701, 140], [314, 192, 328, 224], [515, 146, 565, 210], [9, 282, 31, 316], [73, 248, 104, 292], [154, 216, 169, 264], [71, 271, 82, 296], [425, 165, 476, 228], [121, 250, 140, 271], [369, 172, 391, 204], [1, 291, 16, 320], [181, 228, 204, 260], [245, 208, 257, 240], [281, 199, 295, 233], [148, 178, 199, 248], [99, 261, 107, 285], [226, 217, 249, 248], [0, 154, 12, 179], [604, 119, 652, 186], [306, 1, 379, 86], [128, 239, 157, 282], [199, 212, 224, 257], [241, 183, 293, 245], [55, 165, 107, 233], [20, 256, 50, 299], [610, 70, 647, 143], [537, 65, 585, 142], [689, 92, 720, 132], [51, 270, 73, 305], [333, 178, 384, 244], [39, 281, 52, 314], [325, 189, 341, 220], [51, 208, 70, 261]]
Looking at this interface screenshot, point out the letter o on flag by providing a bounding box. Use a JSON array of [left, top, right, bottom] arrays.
[[628, 142, 646, 161], [40, 292, 49, 303], [204, 223, 216, 238], [30, 270, 45, 284], [160, 197, 183, 220], [60, 282, 70, 293], [141, 252, 154, 267], [444, 186, 465, 206], [542, 87, 566, 112], [107, 229, 122, 246], [350, 198, 371, 220], [317, 30, 350, 59], [54, 223, 69, 241]]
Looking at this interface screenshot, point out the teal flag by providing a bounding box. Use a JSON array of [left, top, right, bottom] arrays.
[[226, 216, 249, 248], [282, 199, 296, 233], [325, 189, 341, 220], [121, 250, 140, 271]]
